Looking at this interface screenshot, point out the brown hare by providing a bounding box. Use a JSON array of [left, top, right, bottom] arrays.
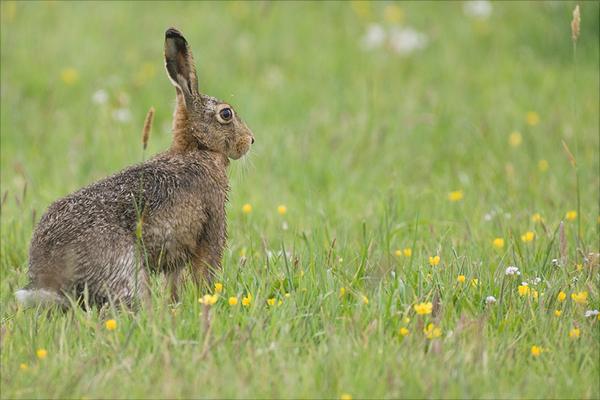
[[15, 28, 254, 308]]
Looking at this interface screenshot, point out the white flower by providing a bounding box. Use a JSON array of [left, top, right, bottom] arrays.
[[281, 221, 288, 231], [112, 108, 132, 123], [92, 89, 108, 105], [485, 296, 497, 305], [361, 24, 386, 50], [531, 277, 542, 285], [505, 266, 520, 276], [388, 27, 428, 55], [584, 310, 599, 318], [521, 282, 528, 286], [483, 213, 493, 222], [463, 1, 492, 19], [551, 258, 560, 267]]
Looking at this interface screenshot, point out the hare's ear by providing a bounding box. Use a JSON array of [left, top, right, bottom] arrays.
[[164, 28, 199, 104]]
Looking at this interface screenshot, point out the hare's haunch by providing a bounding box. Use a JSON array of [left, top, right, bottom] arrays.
[[16, 28, 254, 308]]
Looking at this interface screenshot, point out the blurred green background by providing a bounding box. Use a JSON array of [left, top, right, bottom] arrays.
[[1, 2, 599, 398]]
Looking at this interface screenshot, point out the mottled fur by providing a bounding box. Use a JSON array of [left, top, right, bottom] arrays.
[[18, 28, 254, 308]]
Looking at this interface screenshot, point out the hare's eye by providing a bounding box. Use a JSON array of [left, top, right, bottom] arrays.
[[217, 107, 234, 123]]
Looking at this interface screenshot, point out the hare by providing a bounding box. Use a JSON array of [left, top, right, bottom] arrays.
[[15, 28, 254, 308]]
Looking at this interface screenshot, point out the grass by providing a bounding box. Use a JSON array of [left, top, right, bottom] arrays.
[[1, 1, 599, 398]]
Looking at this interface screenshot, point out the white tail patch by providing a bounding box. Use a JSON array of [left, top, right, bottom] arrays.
[[15, 289, 66, 308]]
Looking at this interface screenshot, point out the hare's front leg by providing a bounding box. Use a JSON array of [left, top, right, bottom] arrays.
[[190, 217, 226, 289]]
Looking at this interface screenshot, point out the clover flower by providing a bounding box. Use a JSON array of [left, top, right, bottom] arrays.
[[485, 296, 497, 305], [505, 266, 520, 276], [584, 310, 599, 318]]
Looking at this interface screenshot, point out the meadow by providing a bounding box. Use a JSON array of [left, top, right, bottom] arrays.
[[1, 1, 599, 398]]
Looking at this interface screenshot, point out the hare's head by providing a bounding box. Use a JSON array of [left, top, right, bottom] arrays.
[[164, 28, 254, 159]]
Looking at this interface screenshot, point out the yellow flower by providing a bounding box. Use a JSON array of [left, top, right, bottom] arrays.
[[557, 291, 567, 302], [340, 287, 346, 297], [242, 294, 252, 306], [571, 291, 588, 305], [525, 111, 540, 126], [60, 67, 79, 85], [532, 290, 539, 300], [457, 275, 466, 284], [394, 249, 402, 257], [531, 345, 542, 357], [19, 363, 28, 371], [228, 297, 238, 306], [518, 285, 530, 296], [277, 205, 287, 215], [399, 327, 410, 337], [402, 317, 410, 324], [414, 302, 433, 315], [340, 393, 353, 400], [576, 264, 583, 271], [509, 131, 522, 147], [471, 278, 479, 288], [214, 282, 223, 293], [448, 190, 464, 202], [492, 238, 505, 249], [105, 319, 117, 331], [429, 255, 440, 266], [199, 294, 219, 305], [423, 323, 442, 339], [403, 248, 412, 257], [568, 327, 580, 339], [350, 0, 371, 19], [384, 4, 404, 23], [361, 295, 369, 305], [531, 213, 543, 223], [521, 231, 535, 243], [267, 298, 276, 306], [36, 349, 48, 360], [242, 203, 252, 214], [538, 159, 549, 172], [554, 310, 562, 317], [565, 210, 577, 221]]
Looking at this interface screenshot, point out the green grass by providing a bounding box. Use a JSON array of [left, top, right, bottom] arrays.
[[1, 1, 599, 398]]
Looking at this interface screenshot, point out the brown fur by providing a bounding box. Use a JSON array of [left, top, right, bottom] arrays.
[[19, 28, 254, 307]]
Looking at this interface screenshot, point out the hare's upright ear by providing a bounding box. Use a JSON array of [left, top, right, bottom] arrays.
[[164, 28, 199, 104]]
